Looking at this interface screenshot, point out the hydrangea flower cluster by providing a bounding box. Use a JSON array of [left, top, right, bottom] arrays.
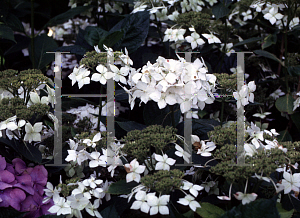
[[47, 174, 110, 218], [0, 155, 53, 218], [122, 55, 217, 114]]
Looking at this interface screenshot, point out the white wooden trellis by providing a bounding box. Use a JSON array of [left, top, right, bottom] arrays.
[[46, 52, 115, 166]]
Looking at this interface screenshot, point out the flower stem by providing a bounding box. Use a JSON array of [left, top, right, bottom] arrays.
[[169, 105, 175, 128]]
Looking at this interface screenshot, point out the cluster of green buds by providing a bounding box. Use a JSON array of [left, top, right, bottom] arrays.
[[0, 69, 48, 103], [57, 177, 81, 197], [214, 73, 237, 92], [207, 122, 237, 148], [176, 11, 211, 34], [0, 97, 49, 121], [121, 125, 177, 163], [141, 169, 184, 194], [79, 50, 123, 70]]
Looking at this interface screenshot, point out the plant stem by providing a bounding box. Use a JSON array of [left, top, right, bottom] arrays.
[[31, 0, 35, 69], [169, 105, 175, 128]]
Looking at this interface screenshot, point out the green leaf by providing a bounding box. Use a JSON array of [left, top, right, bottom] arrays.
[[262, 33, 277, 50], [43, 6, 93, 28], [0, 138, 42, 163], [275, 94, 295, 114], [108, 180, 139, 195], [101, 204, 120, 218], [212, 2, 230, 20], [116, 121, 147, 132], [291, 112, 300, 132], [196, 202, 225, 218], [198, 110, 208, 119], [183, 210, 195, 218], [101, 30, 124, 48], [4, 13, 25, 33], [287, 66, 300, 76], [276, 203, 294, 218], [84, 26, 108, 47], [29, 34, 58, 69], [233, 37, 263, 48], [254, 50, 284, 66], [220, 198, 280, 218], [110, 11, 150, 53], [0, 207, 26, 218], [0, 25, 16, 43], [277, 129, 293, 142]]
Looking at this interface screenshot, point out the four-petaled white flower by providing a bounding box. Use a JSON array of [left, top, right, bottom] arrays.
[[233, 85, 248, 109], [154, 153, 176, 171], [246, 122, 264, 147], [82, 174, 103, 189], [124, 159, 146, 183], [281, 171, 300, 194], [67, 193, 90, 210], [177, 194, 201, 212], [197, 141, 216, 156], [264, 7, 284, 25], [24, 122, 43, 143], [0, 115, 18, 131], [85, 199, 102, 218], [147, 194, 170, 215], [175, 144, 191, 163], [202, 33, 221, 44], [253, 112, 271, 119], [233, 192, 257, 205], [130, 191, 152, 213], [43, 182, 61, 203], [109, 64, 128, 84], [91, 64, 114, 85], [185, 32, 205, 49], [83, 132, 101, 148], [270, 89, 285, 99], [181, 181, 204, 197], [68, 65, 91, 89], [48, 196, 72, 215], [29, 92, 48, 105], [242, 10, 252, 21]]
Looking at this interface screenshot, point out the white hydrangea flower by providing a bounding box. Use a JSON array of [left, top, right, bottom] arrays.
[[242, 10, 252, 21], [177, 194, 201, 211], [124, 159, 146, 183], [234, 192, 257, 205], [185, 32, 205, 49], [154, 153, 176, 171], [147, 194, 170, 215], [202, 33, 221, 44], [24, 122, 43, 143], [264, 7, 284, 25], [281, 171, 300, 194], [181, 181, 204, 197]]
